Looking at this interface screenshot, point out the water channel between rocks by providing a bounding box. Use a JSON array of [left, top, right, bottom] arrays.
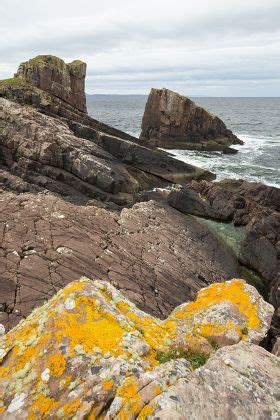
[[194, 216, 269, 299]]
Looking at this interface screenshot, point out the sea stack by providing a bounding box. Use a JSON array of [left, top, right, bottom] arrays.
[[14, 55, 87, 112], [140, 88, 243, 152]]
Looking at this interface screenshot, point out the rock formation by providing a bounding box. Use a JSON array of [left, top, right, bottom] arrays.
[[168, 179, 280, 347], [0, 190, 242, 331], [15, 55, 87, 112], [0, 54, 279, 418], [0, 55, 139, 143], [140, 88, 243, 152], [0, 278, 277, 419]]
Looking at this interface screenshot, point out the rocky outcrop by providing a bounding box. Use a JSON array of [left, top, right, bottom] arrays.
[[168, 179, 280, 346], [149, 342, 280, 419], [140, 88, 243, 152], [0, 189, 242, 331], [0, 98, 214, 206], [0, 55, 140, 143], [15, 55, 87, 112], [170, 180, 280, 282], [0, 278, 277, 419]]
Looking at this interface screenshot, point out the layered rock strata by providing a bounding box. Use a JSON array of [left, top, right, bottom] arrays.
[[15, 55, 87, 112], [0, 278, 277, 419], [140, 88, 243, 152], [0, 98, 214, 206], [0, 55, 139, 143]]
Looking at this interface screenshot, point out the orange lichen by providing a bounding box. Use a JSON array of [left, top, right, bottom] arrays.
[[171, 280, 260, 331], [54, 295, 127, 357], [62, 398, 80, 416], [138, 404, 155, 419], [102, 379, 114, 391], [48, 352, 66, 376], [154, 384, 162, 396], [116, 376, 141, 415], [28, 394, 60, 419]]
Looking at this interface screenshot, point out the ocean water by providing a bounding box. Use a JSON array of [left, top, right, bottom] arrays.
[[87, 95, 280, 187]]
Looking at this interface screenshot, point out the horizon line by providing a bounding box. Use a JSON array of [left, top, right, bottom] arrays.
[[86, 93, 280, 98]]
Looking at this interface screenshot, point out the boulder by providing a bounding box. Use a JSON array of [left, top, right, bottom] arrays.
[[148, 342, 280, 419], [0, 278, 276, 418], [140, 88, 243, 152]]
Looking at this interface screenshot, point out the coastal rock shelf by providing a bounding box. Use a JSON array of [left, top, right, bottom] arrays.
[[140, 88, 243, 153], [0, 278, 278, 418], [0, 192, 241, 331]]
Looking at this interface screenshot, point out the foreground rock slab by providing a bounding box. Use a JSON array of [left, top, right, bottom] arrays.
[[0, 278, 276, 418], [0, 190, 241, 330], [149, 342, 280, 419], [140, 88, 243, 152]]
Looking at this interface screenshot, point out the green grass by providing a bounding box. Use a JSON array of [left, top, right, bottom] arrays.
[[0, 77, 27, 88], [207, 338, 220, 350], [156, 347, 209, 370]]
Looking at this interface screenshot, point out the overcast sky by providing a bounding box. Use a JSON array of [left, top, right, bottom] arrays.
[[1, 0, 280, 96]]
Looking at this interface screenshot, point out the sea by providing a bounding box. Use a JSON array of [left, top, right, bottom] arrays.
[[87, 95, 280, 188]]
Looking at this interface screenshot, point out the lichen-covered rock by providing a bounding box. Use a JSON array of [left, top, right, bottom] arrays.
[[140, 88, 243, 152], [0, 278, 274, 418], [148, 342, 280, 419]]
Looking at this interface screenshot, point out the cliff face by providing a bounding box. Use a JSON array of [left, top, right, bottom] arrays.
[[0, 278, 277, 419], [15, 55, 87, 112], [140, 88, 243, 152]]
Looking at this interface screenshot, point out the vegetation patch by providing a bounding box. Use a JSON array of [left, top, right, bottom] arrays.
[[156, 347, 209, 370]]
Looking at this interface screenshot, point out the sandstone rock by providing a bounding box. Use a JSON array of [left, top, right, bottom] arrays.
[[0, 191, 241, 330], [0, 55, 139, 143], [148, 342, 280, 419], [140, 88, 243, 152], [168, 181, 280, 283], [15, 55, 87, 113], [0, 278, 275, 418], [0, 98, 214, 205]]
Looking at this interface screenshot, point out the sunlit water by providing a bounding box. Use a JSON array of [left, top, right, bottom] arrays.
[[87, 95, 280, 187]]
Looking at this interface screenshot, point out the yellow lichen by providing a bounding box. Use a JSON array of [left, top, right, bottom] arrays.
[[138, 404, 155, 419], [61, 398, 81, 416], [102, 379, 114, 391], [171, 280, 260, 331], [48, 353, 66, 376], [28, 394, 60, 419]]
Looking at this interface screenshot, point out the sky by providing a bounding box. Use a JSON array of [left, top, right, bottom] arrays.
[[1, 0, 280, 96]]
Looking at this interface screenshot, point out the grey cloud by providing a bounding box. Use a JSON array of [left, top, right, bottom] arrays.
[[0, 0, 279, 95]]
